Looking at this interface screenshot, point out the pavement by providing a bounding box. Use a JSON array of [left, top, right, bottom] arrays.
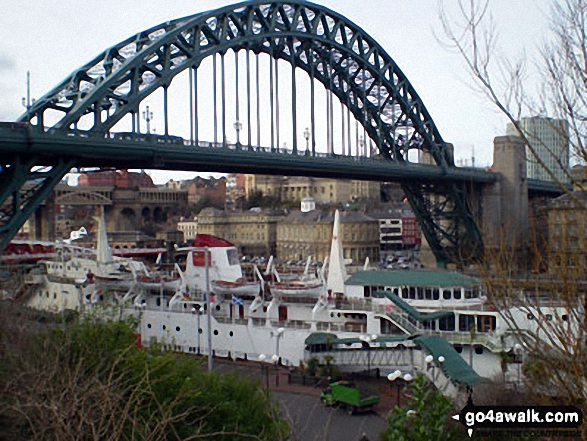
[[211, 357, 403, 419]]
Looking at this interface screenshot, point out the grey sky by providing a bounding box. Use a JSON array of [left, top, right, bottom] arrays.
[[0, 0, 550, 183]]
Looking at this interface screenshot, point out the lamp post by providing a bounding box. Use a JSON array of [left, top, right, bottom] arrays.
[[303, 127, 310, 154], [271, 354, 280, 387], [425, 354, 444, 384], [258, 354, 270, 393], [271, 327, 285, 364], [234, 120, 242, 147], [514, 344, 523, 386], [359, 334, 375, 376], [387, 370, 413, 407], [142, 106, 153, 134], [359, 136, 365, 157]]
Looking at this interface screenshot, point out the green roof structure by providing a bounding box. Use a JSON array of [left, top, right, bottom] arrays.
[[345, 270, 482, 288], [304, 332, 411, 346], [413, 335, 482, 386], [382, 292, 454, 321]]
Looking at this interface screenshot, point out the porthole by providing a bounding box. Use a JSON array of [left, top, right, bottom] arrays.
[[162, 325, 166, 331], [474, 346, 484, 355], [229, 331, 234, 337], [147, 323, 152, 329], [198, 328, 203, 334], [213, 330, 219, 336], [455, 345, 463, 353], [53, 293, 57, 299], [562, 314, 569, 321], [546, 314, 553, 321], [215, 305, 221, 311], [527, 313, 535, 320], [176, 326, 181, 332]]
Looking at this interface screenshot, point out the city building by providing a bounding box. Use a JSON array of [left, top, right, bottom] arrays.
[[77, 169, 156, 188], [276, 210, 380, 263], [245, 174, 380, 204], [196, 207, 283, 257], [187, 176, 227, 207], [176, 217, 199, 241], [373, 207, 421, 253], [506, 116, 570, 183], [547, 165, 587, 273]]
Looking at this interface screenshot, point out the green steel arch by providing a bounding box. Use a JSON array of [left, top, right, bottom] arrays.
[[17, 0, 482, 264]]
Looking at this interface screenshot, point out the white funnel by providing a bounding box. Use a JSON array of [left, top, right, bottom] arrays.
[[95, 206, 113, 264], [326, 210, 347, 294]]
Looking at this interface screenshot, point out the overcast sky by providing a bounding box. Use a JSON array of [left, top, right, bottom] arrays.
[[0, 0, 550, 183]]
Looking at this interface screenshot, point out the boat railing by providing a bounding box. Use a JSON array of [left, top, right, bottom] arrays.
[[385, 310, 421, 334]]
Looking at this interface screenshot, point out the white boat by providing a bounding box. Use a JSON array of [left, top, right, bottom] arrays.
[[211, 279, 261, 296], [268, 281, 324, 297], [17, 209, 580, 399]]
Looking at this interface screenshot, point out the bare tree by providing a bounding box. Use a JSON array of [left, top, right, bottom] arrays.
[[438, 0, 587, 196], [438, 0, 587, 432]]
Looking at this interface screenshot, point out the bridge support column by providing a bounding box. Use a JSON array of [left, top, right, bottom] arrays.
[[27, 196, 55, 242], [482, 136, 528, 253]]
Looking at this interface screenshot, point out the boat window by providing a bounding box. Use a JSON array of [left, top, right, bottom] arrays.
[[402, 287, 408, 299], [416, 287, 424, 300], [439, 315, 455, 331], [227, 248, 240, 265], [433, 289, 439, 300], [425, 288, 433, 300], [454, 289, 462, 300], [459, 314, 476, 332], [475, 346, 484, 355], [409, 287, 416, 299], [464, 290, 473, 299], [443, 289, 451, 300], [392, 287, 399, 296], [422, 320, 436, 330], [364, 286, 370, 298], [477, 315, 496, 332]]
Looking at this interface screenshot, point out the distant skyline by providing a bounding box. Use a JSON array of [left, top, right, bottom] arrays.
[[0, 0, 550, 184]]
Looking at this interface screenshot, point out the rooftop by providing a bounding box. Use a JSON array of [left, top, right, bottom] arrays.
[[345, 270, 482, 287]]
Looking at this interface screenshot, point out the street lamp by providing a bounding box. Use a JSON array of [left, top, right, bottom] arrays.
[[303, 127, 310, 154], [142, 105, 153, 134], [425, 354, 437, 381], [359, 335, 372, 376], [234, 120, 242, 147], [514, 343, 523, 386], [271, 327, 285, 364], [359, 136, 365, 157], [191, 306, 203, 354], [258, 354, 270, 393], [387, 370, 413, 407]]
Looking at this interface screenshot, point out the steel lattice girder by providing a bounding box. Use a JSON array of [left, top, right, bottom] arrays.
[[0, 158, 74, 252], [16, 0, 483, 264]]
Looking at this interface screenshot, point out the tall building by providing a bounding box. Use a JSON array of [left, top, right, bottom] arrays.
[[506, 117, 569, 183], [245, 174, 380, 204]]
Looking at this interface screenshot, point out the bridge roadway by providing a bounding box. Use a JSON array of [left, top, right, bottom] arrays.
[[0, 123, 496, 184]]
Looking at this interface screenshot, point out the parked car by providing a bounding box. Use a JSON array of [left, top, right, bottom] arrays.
[[320, 381, 379, 415]]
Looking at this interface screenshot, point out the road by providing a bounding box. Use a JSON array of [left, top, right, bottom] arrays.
[[275, 391, 387, 441]]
